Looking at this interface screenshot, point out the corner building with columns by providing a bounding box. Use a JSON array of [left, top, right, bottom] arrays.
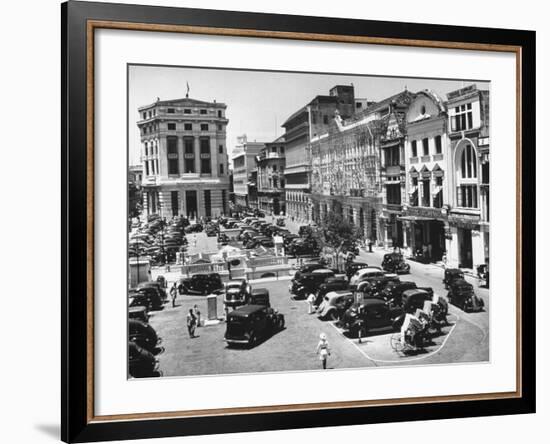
[[137, 97, 230, 219]]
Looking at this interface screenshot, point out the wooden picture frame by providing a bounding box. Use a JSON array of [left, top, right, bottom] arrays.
[[62, 1, 535, 442]]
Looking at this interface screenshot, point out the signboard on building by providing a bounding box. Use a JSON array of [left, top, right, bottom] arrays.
[[448, 213, 480, 229], [405, 206, 446, 220]]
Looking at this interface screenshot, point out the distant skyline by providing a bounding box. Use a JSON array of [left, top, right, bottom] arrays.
[[128, 65, 489, 165]]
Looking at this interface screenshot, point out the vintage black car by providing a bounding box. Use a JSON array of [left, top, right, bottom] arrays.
[[290, 268, 336, 299], [293, 262, 328, 280], [401, 289, 435, 313], [315, 278, 350, 306], [340, 298, 404, 337], [249, 288, 270, 306], [287, 238, 320, 257], [379, 281, 432, 305], [137, 281, 168, 302], [381, 253, 411, 274], [129, 319, 160, 353], [224, 304, 285, 347], [129, 306, 149, 323], [129, 287, 164, 311], [128, 341, 158, 378], [447, 279, 485, 312], [345, 261, 370, 280], [184, 223, 203, 233], [177, 273, 223, 296], [443, 268, 465, 289], [224, 279, 252, 310]]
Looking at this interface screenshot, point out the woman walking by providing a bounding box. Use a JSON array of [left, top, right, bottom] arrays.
[[186, 308, 197, 338], [316, 333, 331, 370]]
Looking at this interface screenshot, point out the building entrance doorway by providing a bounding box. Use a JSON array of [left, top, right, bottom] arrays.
[[458, 228, 473, 268], [186, 190, 197, 219]]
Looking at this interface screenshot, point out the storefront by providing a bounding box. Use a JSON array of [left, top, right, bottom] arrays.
[[400, 206, 448, 262]]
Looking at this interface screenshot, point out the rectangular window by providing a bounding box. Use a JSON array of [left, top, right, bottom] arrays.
[[184, 138, 195, 173], [167, 108, 175, 113], [435, 135, 442, 154], [184, 109, 191, 114], [217, 110, 222, 117], [411, 140, 417, 157], [200, 138, 211, 174], [452, 103, 474, 131], [219, 163, 224, 175], [323, 115, 329, 124], [171, 191, 179, 217], [200, 109, 207, 115], [482, 162, 489, 184], [167, 136, 179, 175], [385, 145, 400, 166], [145, 161, 149, 176], [184, 123, 192, 131], [458, 185, 478, 208], [217, 124, 222, 131], [422, 138, 429, 156], [218, 144, 223, 154], [167, 123, 176, 130], [204, 190, 211, 217], [200, 123, 209, 131], [422, 179, 430, 207], [386, 184, 401, 205]]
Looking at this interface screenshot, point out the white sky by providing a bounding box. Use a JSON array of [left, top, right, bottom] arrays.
[[128, 65, 489, 165]]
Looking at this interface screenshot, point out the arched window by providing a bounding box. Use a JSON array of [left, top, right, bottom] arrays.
[[460, 144, 477, 178]]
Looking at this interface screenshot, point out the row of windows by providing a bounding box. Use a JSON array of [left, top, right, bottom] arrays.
[[411, 135, 442, 157], [166, 122, 224, 131], [144, 108, 224, 119]]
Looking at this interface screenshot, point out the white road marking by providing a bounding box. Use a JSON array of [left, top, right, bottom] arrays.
[[328, 313, 460, 364]]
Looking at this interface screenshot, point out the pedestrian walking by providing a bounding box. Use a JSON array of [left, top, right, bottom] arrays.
[[170, 282, 177, 307], [186, 308, 197, 338], [307, 292, 316, 314], [316, 333, 331, 370], [193, 304, 201, 327]]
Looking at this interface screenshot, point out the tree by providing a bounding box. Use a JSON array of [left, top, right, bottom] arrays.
[[318, 211, 361, 269]]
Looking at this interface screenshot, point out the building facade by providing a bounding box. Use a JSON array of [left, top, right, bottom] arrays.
[[445, 85, 490, 269], [282, 85, 357, 222], [256, 136, 286, 215], [401, 90, 449, 261], [137, 96, 230, 219], [231, 135, 264, 208]]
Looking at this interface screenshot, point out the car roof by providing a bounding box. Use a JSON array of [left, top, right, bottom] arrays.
[[356, 267, 383, 275], [228, 304, 267, 317], [251, 288, 269, 295], [326, 290, 353, 299], [402, 289, 429, 297], [362, 298, 387, 306], [311, 268, 333, 274]]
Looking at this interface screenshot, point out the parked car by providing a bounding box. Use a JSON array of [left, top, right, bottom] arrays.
[[287, 238, 320, 257], [345, 261, 370, 280], [248, 288, 270, 307], [349, 267, 385, 288], [381, 253, 411, 274], [317, 290, 356, 321], [129, 287, 164, 311], [224, 279, 252, 310], [128, 319, 160, 353], [340, 298, 404, 337], [447, 279, 485, 312], [290, 268, 338, 299], [177, 273, 224, 296], [129, 305, 149, 323], [361, 274, 401, 294], [185, 223, 203, 233], [128, 341, 158, 378], [315, 278, 350, 306], [443, 268, 464, 289], [379, 281, 429, 305], [400, 289, 435, 313], [137, 281, 168, 302], [224, 304, 285, 347]]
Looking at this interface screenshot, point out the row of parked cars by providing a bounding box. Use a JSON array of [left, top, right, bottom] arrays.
[[128, 278, 168, 377], [290, 256, 484, 339]]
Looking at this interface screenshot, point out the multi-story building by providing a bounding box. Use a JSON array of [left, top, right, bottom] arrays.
[[445, 84, 490, 269], [401, 90, 449, 261], [231, 135, 264, 208], [282, 85, 357, 222], [256, 136, 286, 215], [137, 96, 230, 219], [309, 90, 414, 243]]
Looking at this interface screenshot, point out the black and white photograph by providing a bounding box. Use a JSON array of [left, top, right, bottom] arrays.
[[127, 65, 490, 378]]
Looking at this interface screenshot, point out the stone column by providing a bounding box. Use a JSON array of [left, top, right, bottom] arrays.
[[194, 137, 201, 174]]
